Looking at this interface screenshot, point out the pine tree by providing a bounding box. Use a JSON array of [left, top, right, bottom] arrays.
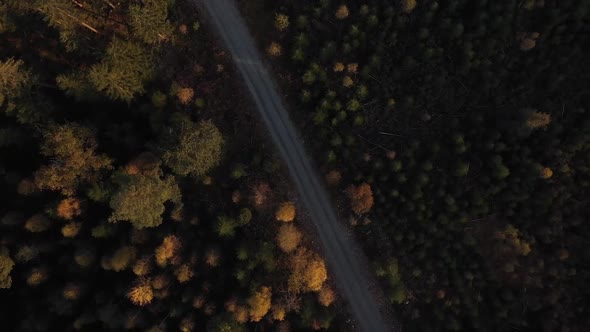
[[89, 38, 154, 102], [129, 0, 173, 45], [0, 58, 30, 99], [34, 123, 112, 195], [160, 115, 224, 177]]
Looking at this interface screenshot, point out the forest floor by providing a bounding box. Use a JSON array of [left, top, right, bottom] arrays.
[[196, 0, 396, 331]]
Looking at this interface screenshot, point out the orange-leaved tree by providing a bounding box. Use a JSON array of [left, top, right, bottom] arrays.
[[346, 183, 374, 215]]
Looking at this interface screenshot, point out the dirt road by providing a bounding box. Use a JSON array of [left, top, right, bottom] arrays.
[[198, 0, 394, 330]]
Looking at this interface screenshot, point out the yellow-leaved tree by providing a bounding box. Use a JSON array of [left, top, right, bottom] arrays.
[[275, 202, 296, 222], [276, 224, 302, 253], [128, 280, 154, 306], [288, 248, 328, 293], [247, 286, 272, 322]]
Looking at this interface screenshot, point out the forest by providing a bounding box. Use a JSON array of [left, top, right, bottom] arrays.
[[1, 0, 589, 332], [1, 1, 345, 331], [244, 0, 589, 331]]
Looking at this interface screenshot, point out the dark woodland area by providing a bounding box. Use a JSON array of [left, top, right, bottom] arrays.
[[1, 0, 589, 331]]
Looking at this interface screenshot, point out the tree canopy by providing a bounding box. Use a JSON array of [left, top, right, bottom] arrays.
[[160, 115, 224, 177], [109, 174, 181, 229]]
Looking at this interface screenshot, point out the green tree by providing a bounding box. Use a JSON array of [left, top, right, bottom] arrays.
[[56, 72, 98, 101], [109, 174, 182, 229], [110, 246, 137, 272], [34, 0, 100, 50], [206, 313, 245, 332], [160, 115, 224, 177], [0, 247, 14, 288], [129, 0, 173, 44], [0, 58, 30, 99], [89, 38, 153, 102], [216, 216, 240, 238], [34, 123, 112, 195]]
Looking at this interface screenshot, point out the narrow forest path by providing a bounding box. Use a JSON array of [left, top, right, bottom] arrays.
[[197, 0, 395, 331]]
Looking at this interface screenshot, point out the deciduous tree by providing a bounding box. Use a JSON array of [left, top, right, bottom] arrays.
[[276, 224, 302, 253], [109, 174, 181, 229], [0, 247, 14, 289], [35, 123, 112, 196], [346, 183, 374, 215], [247, 286, 272, 322], [128, 280, 154, 306], [275, 202, 296, 222]]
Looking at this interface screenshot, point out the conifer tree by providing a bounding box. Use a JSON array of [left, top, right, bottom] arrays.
[[34, 123, 112, 196], [160, 115, 224, 177], [129, 0, 174, 45], [89, 38, 154, 102]]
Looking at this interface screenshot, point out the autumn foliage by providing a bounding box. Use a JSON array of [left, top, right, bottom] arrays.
[[276, 224, 302, 253], [156, 235, 182, 267], [247, 286, 272, 322], [128, 280, 154, 306], [275, 202, 296, 222], [346, 183, 374, 215], [288, 248, 328, 293], [57, 197, 82, 220], [318, 285, 336, 306]]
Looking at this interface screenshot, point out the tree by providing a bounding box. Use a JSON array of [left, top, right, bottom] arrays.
[[160, 115, 224, 177], [318, 285, 336, 306], [539, 167, 553, 179], [155, 235, 181, 267], [289, 248, 328, 293], [0, 58, 30, 99], [274, 13, 289, 31], [56, 72, 97, 101], [57, 197, 82, 220], [206, 313, 245, 332], [174, 264, 194, 283], [401, 0, 418, 13], [176, 87, 194, 105], [89, 38, 153, 102], [35, 0, 100, 49], [267, 42, 283, 57], [276, 224, 302, 253], [129, 0, 173, 44], [215, 216, 240, 238], [346, 183, 374, 215], [24, 214, 51, 233], [247, 286, 272, 322], [335, 5, 349, 19], [275, 202, 296, 222], [526, 111, 552, 129], [61, 222, 81, 238], [27, 267, 48, 286], [110, 246, 137, 272], [0, 247, 14, 289], [128, 280, 154, 306], [109, 174, 181, 229], [133, 256, 153, 276], [34, 123, 112, 196]]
